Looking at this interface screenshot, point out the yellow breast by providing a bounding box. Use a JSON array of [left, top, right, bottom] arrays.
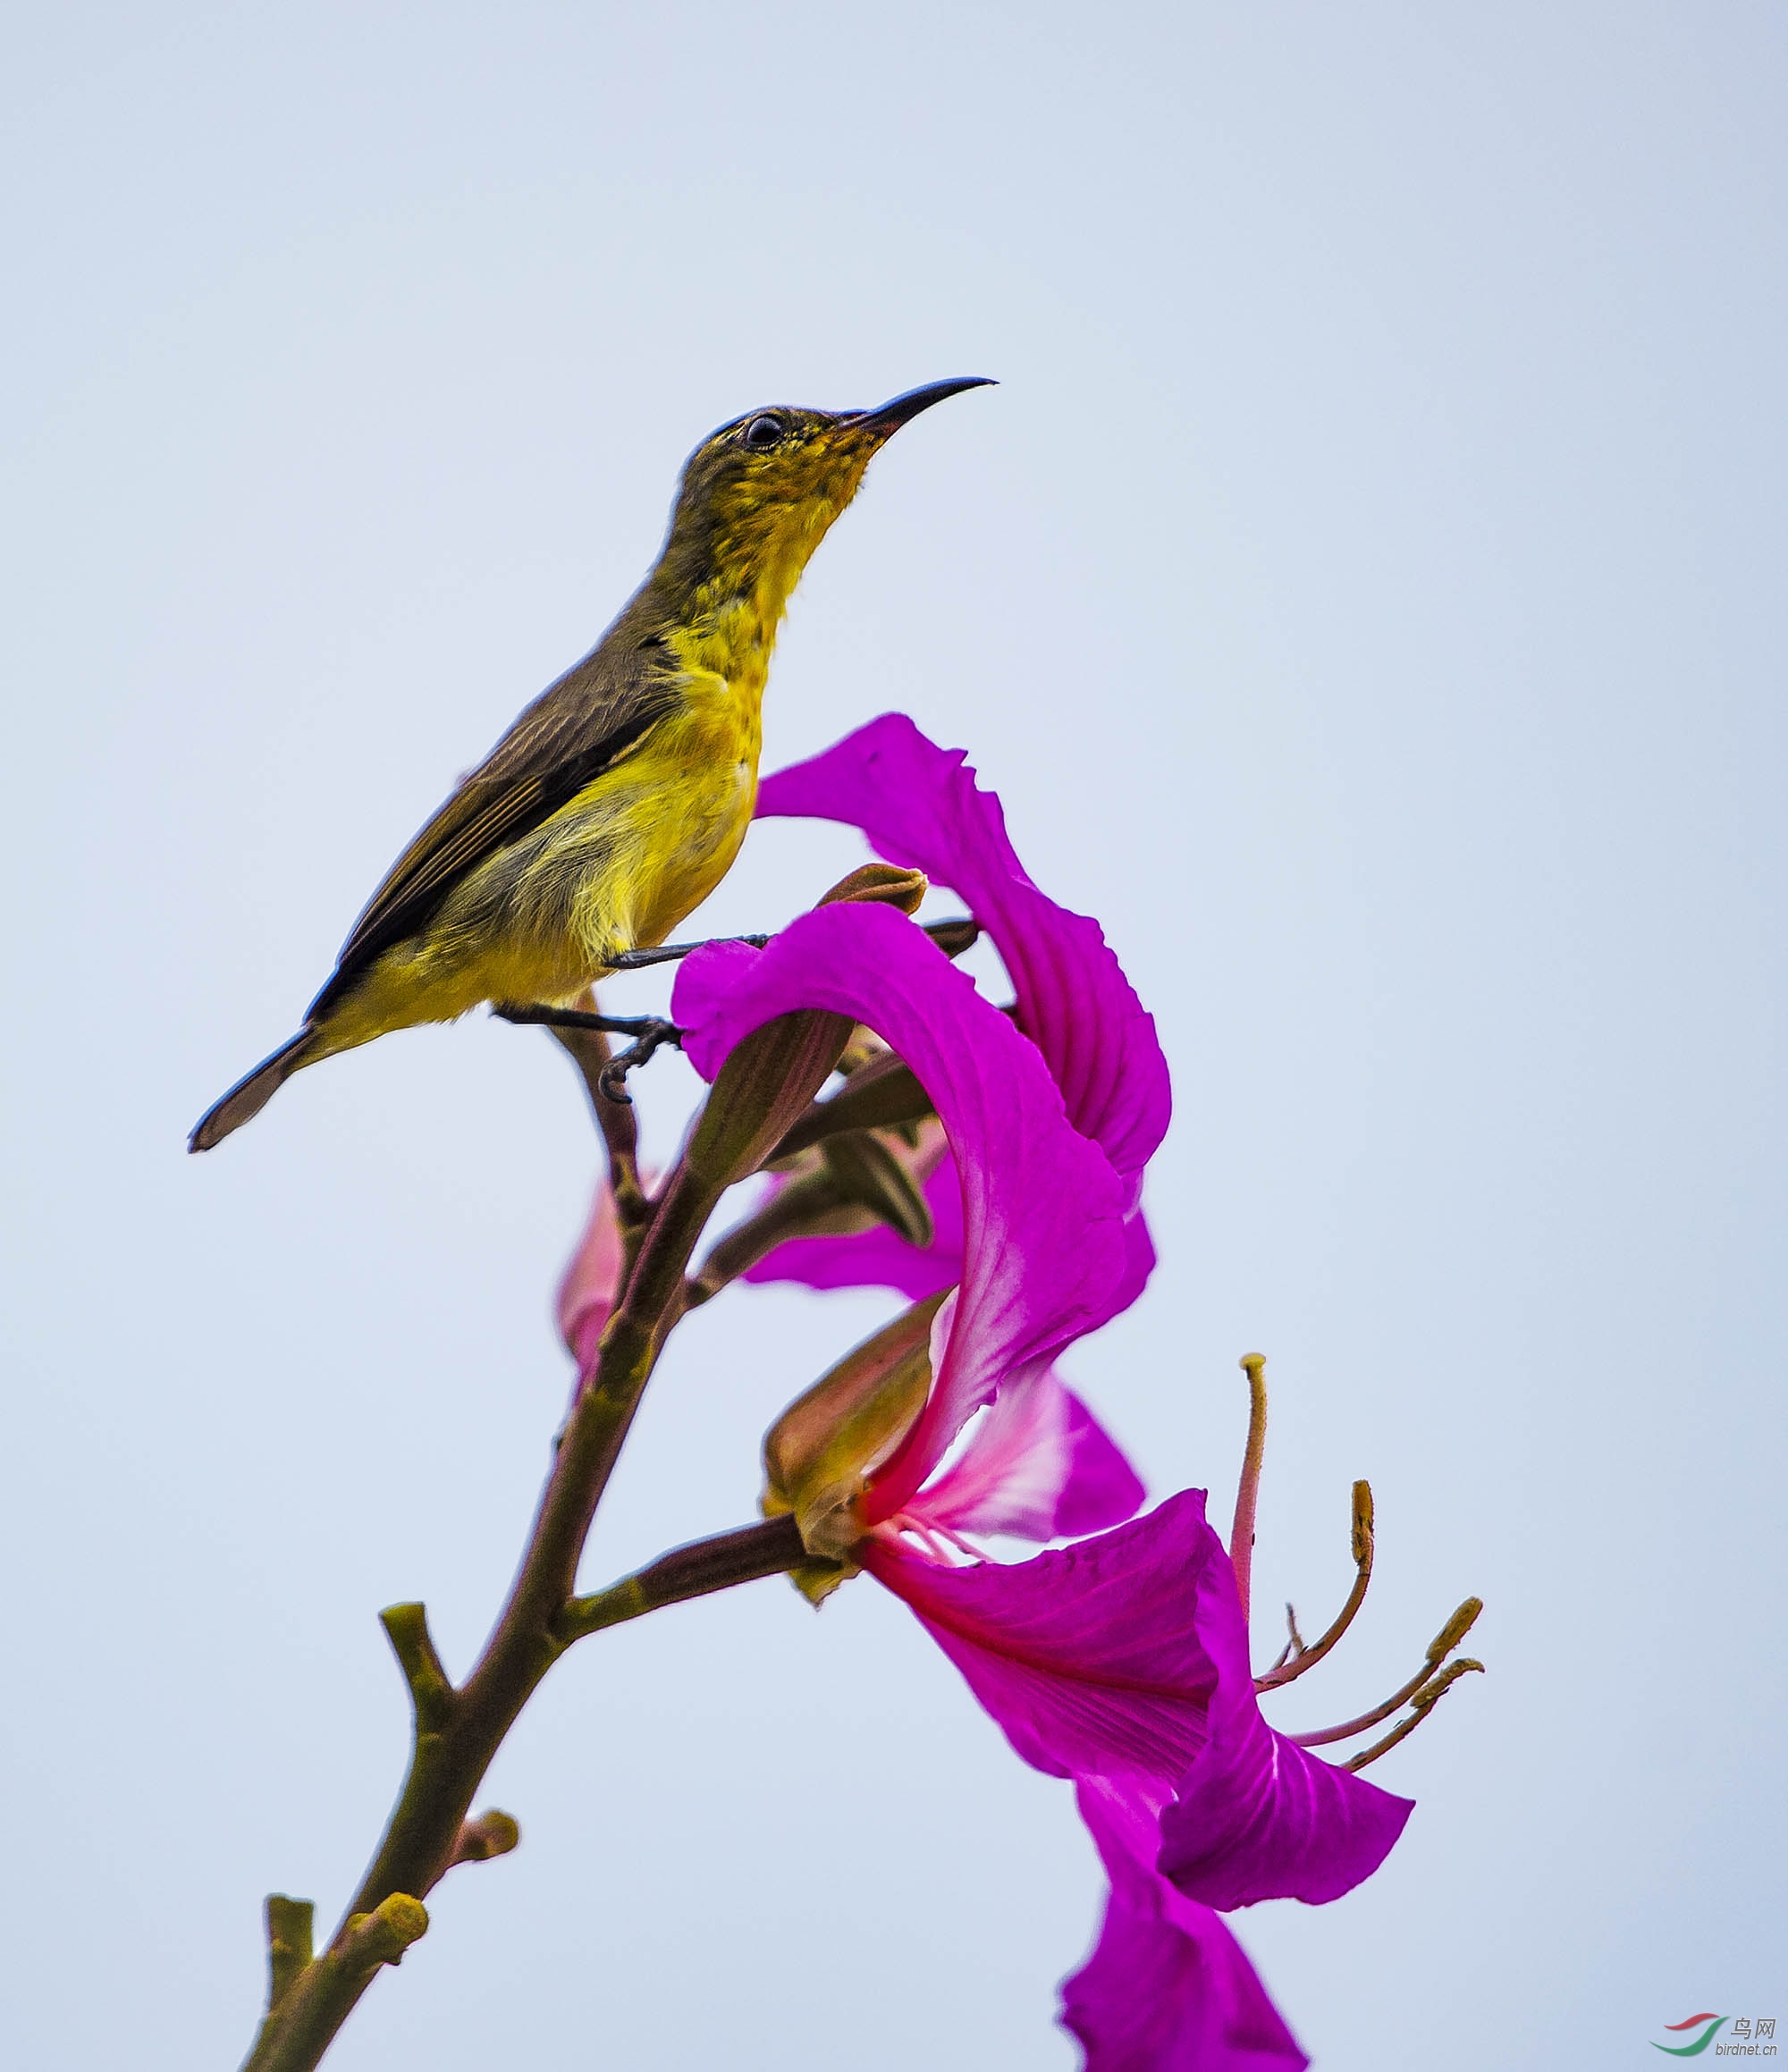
[[565, 645, 764, 963]]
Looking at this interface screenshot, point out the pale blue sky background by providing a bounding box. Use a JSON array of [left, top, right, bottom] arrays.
[[3, 5, 1784, 2067]]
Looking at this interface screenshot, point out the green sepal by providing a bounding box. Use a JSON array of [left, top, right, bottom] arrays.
[[789, 1555, 855, 1606], [763, 1293, 947, 1561]]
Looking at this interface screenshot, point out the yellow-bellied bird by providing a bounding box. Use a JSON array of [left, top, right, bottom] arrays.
[[190, 378, 993, 1151]]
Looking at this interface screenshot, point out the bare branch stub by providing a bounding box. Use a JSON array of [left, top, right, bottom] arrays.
[[235, 868, 926, 2072], [378, 1604, 455, 1735], [266, 1895, 315, 2012]]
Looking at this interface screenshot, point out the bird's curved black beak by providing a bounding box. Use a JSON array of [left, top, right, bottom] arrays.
[[848, 376, 997, 436]]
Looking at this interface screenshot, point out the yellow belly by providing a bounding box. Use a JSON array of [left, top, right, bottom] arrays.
[[315, 677, 761, 1056]]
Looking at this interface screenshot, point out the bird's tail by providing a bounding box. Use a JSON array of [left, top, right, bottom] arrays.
[[189, 1030, 318, 1152]]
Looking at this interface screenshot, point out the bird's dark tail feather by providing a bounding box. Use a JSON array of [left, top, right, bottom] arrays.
[[189, 1030, 317, 1152]]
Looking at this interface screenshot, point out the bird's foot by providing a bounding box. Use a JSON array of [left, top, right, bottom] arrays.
[[605, 933, 771, 971], [594, 1016, 683, 1103], [493, 1002, 684, 1104]]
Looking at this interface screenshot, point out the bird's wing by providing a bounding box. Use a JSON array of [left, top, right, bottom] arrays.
[[306, 654, 677, 1022]]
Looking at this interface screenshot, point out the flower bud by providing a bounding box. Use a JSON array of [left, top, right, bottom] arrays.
[[684, 863, 929, 1188], [684, 1012, 855, 1188], [818, 1130, 935, 1247], [768, 1046, 936, 1164]]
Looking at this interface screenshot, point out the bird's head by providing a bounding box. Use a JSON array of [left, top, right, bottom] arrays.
[[654, 378, 995, 633]]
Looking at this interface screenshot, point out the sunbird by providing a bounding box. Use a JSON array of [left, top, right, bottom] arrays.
[[190, 377, 993, 1152]]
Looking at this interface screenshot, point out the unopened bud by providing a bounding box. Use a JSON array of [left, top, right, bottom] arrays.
[[453, 1809, 520, 1865], [684, 865, 930, 1188], [924, 916, 981, 959], [771, 1048, 937, 1165], [817, 863, 929, 915], [821, 1131, 935, 1247], [342, 1892, 429, 1971]]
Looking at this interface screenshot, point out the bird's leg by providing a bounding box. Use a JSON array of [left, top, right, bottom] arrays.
[[492, 1002, 683, 1105], [493, 1004, 670, 1038], [606, 934, 771, 971]]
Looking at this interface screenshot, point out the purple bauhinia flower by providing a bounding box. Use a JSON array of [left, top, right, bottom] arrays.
[[554, 728, 1470, 2067], [668, 898, 1414, 2071], [857, 1462, 1411, 2069]]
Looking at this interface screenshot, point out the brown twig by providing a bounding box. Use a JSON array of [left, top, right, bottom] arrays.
[[550, 1001, 648, 1230], [239, 872, 928, 2070], [239, 1017, 848, 2071]]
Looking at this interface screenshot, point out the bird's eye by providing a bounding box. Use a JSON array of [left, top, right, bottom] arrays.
[[742, 413, 784, 449]]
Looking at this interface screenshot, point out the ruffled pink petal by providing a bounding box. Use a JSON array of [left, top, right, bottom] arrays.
[[862, 1490, 1227, 1784], [556, 1183, 627, 1378], [910, 1367, 1144, 1544], [1061, 1776, 1308, 2071], [756, 714, 1172, 1193], [673, 904, 1129, 1511]]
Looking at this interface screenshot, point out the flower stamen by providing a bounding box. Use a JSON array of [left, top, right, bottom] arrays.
[[1254, 1480, 1375, 1692], [1269, 1602, 1309, 1672], [1225, 1350, 1486, 1765], [880, 1512, 989, 1565], [1228, 1353, 1270, 1624], [1289, 1597, 1484, 1749], [1339, 1655, 1486, 1773]]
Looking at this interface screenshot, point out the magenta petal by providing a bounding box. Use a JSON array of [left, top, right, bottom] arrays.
[[673, 904, 1129, 1508], [1151, 1488, 1414, 1908], [1116, 1206, 1159, 1313], [743, 1156, 965, 1301], [871, 1484, 1414, 1914], [1159, 1705, 1414, 1911], [1052, 1389, 1150, 1537], [1155, 1579, 1414, 1908], [1062, 1776, 1307, 2072], [914, 1367, 1144, 1544], [864, 1490, 1226, 1784], [756, 714, 1172, 1190]]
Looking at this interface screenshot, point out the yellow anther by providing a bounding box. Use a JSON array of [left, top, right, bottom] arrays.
[[1343, 1657, 1485, 1773], [1426, 1597, 1484, 1665], [1351, 1480, 1374, 1570]]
